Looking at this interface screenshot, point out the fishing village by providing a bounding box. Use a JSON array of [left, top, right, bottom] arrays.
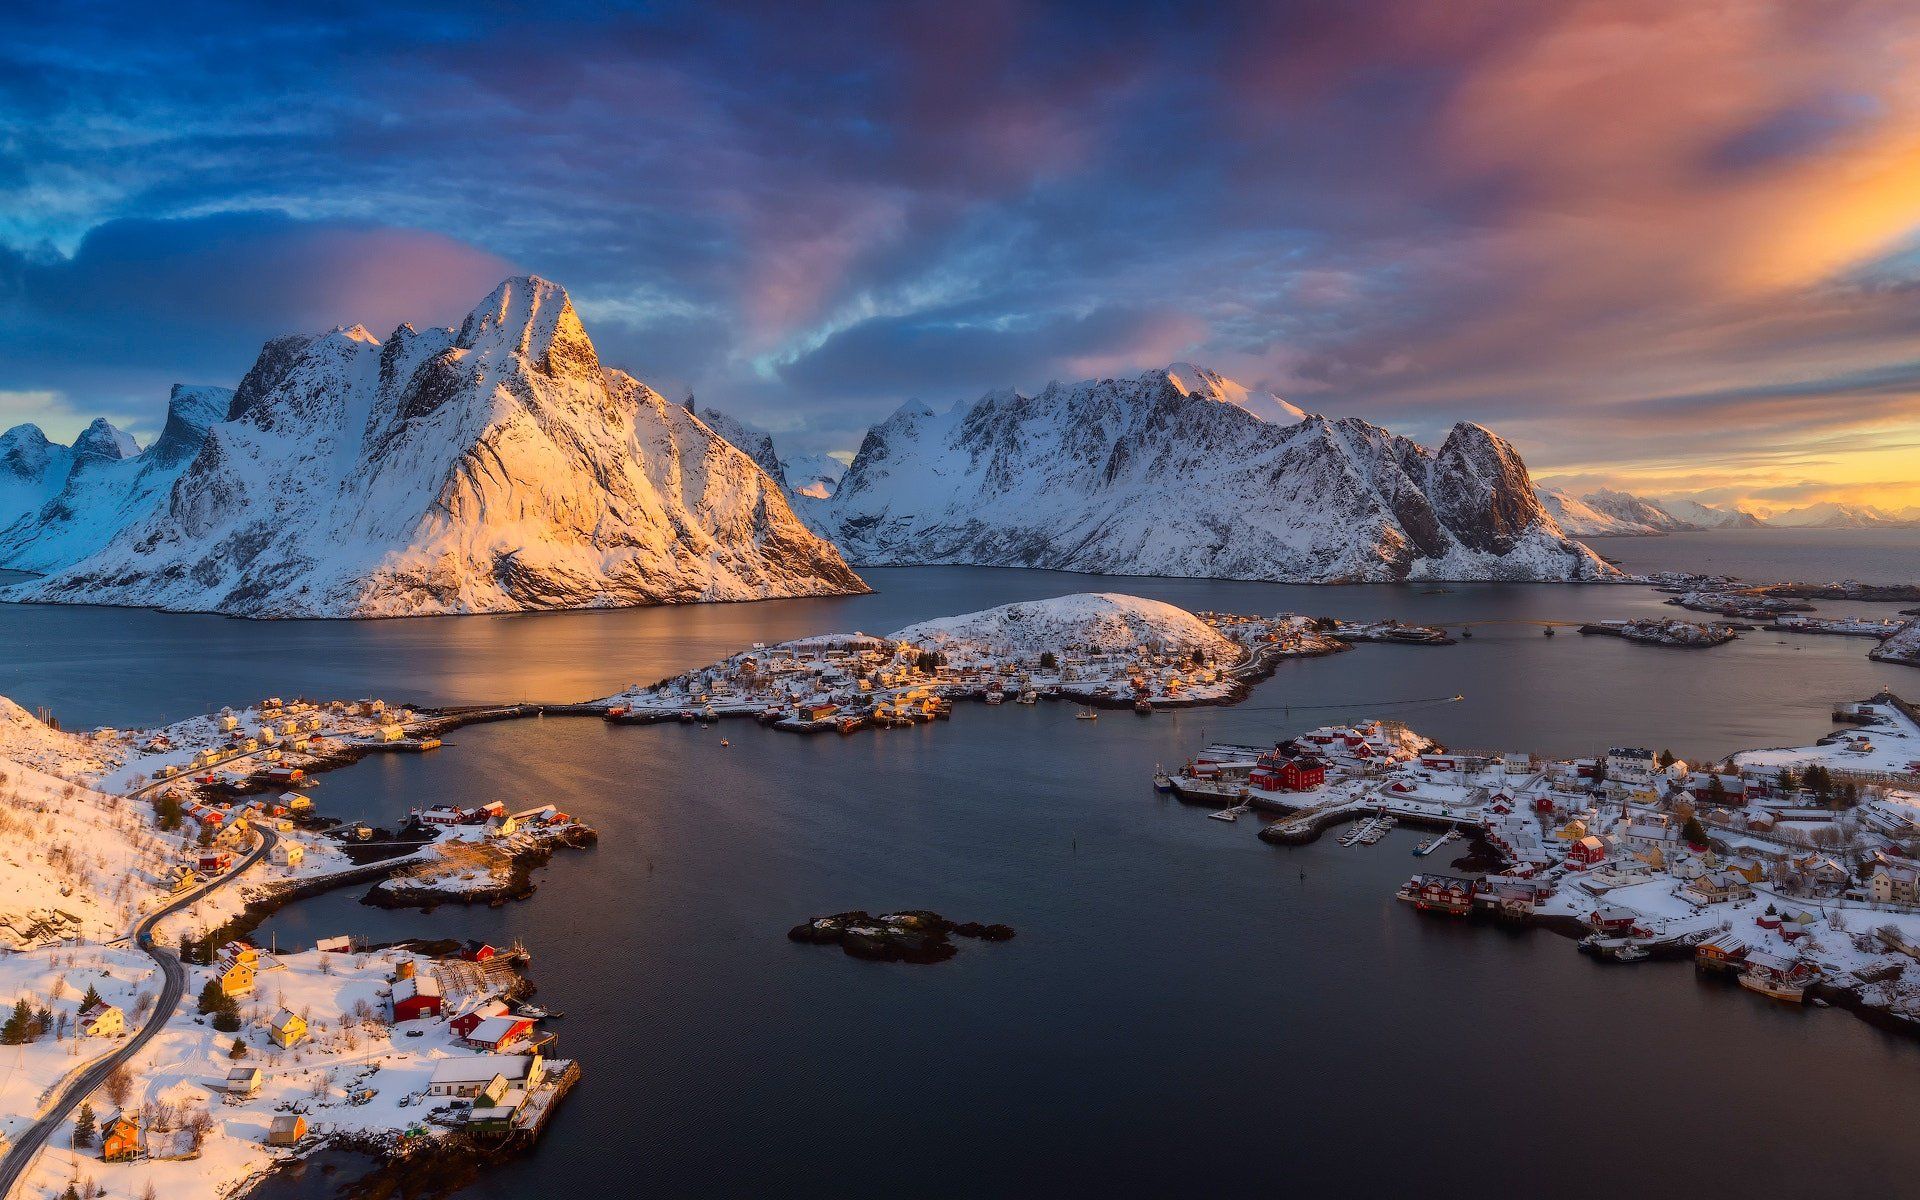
[[1160, 692, 1920, 1032], [0, 691, 597, 1200]]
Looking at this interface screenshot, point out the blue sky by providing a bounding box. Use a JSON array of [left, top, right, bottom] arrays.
[[4, 0, 1919, 510]]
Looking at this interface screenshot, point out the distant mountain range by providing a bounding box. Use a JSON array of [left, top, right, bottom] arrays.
[[1532, 486, 1914, 535], [1, 276, 864, 617]]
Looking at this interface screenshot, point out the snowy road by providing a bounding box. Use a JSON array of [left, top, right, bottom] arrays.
[[0, 825, 276, 1198]]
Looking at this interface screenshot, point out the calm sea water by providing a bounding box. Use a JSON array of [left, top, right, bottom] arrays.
[[2, 545, 1919, 1197], [1584, 526, 1920, 585]]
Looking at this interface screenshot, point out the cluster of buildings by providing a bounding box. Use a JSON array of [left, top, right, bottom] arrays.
[[1171, 695, 1920, 1016]]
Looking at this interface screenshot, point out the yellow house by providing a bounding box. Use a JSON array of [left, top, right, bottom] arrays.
[[217, 945, 258, 998], [79, 1002, 125, 1037], [1554, 818, 1589, 842], [266, 1008, 307, 1049]]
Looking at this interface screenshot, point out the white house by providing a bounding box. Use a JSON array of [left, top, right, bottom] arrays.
[[1869, 862, 1919, 905], [1606, 746, 1657, 784], [426, 1053, 545, 1098]]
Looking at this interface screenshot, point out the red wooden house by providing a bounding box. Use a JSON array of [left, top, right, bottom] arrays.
[[1250, 752, 1326, 792], [392, 975, 444, 1022]]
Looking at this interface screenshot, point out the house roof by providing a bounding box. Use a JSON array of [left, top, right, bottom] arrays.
[[465, 1016, 532, 1044], [394, 975, 442, 1002], [269, 1008, 303, 1029], [269, 1114, 304, 1133], [429, 1054, 535, 1085]]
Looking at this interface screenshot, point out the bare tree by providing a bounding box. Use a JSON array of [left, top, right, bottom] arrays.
[[103, 1064, 134, 1109]]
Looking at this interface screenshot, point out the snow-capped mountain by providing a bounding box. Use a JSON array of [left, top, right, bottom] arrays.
[[1766, 501, 1907, 528], [815, 366, 1615, 583], [1654, 497, 1767, 529], [0, 425, 81, 531], [1534, 487, 1668, 536], [1576, 488, 1694, 533], [6, 276, 866, 618], [0, 388, 230, 572]]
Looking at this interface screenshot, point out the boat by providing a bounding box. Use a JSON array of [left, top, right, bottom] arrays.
[[1152, 766, 1173, 793], [1076, 707, 1099, 721], [1412, 828, 1458, 857], [1017, 690, 1038, 705], [1133, 698, 1153, 715], [1738, 969, 1811, 1004], [1543, 627, 1556, 637], [719, 739, 730, 748], [1613, 943, 1649, 962], [1206, 808, 1239, 822]]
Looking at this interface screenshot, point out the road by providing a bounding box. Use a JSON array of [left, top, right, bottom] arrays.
[[0, 824, 276, 1198]]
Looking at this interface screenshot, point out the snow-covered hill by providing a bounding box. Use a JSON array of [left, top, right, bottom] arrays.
[[5, 277, 867, 618], [815, 365, 1614, 583], [0, 387, 230, 572], [890, 592, 1239, 660]]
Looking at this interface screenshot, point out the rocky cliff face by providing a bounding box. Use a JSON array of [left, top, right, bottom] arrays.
[[6, 276, 866, 617], [814, 366, 1614, 583]]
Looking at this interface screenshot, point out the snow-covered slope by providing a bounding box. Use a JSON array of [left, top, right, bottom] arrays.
[[1767, 501, 1907, 528], [1535, 487, 1667, 536], [694, 403, 788, 489], [1656, 497, 1767, 529], [6, 276, 866, 617], [0, 389, 230, 572], [890, 592, 1239, 659], [816, 366, 1614, 583]]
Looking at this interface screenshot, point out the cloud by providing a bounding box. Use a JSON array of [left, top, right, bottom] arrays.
[[0, 211, 515, 436], [777, 304, 1207, 403]]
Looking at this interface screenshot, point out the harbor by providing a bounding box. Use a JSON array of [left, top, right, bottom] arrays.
[[1160, 690, 1920, 1032]]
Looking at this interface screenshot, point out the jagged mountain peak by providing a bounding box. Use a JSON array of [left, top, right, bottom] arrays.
[[72, 417, 138, 461], [455, 274, 599, 379]]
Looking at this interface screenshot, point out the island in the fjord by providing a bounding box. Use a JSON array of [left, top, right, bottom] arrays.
[[595, 592, 1358, 731]]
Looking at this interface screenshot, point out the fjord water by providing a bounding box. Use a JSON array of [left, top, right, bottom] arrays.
[[2, 549, 1919, 1197]]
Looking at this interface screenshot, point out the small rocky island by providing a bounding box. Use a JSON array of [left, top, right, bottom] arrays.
[[788, 910, 1015, 963]]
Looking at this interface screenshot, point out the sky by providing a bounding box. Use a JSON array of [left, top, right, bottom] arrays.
[[3, 0, 1919, 515]]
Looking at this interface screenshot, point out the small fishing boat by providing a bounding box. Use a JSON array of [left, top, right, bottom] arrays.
[[1133, 698, 1153, 715], [1076, 707, 1099, 721], [1613, 943, 1649, 962], [1152, 766, 1173, 792], [720, 739, 730, 748]]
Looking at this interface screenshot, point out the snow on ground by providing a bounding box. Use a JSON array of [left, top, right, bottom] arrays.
[[18, 948, 563, 1200], [0, 946, 161, 1151], [1736, 697, 1920, 778]]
